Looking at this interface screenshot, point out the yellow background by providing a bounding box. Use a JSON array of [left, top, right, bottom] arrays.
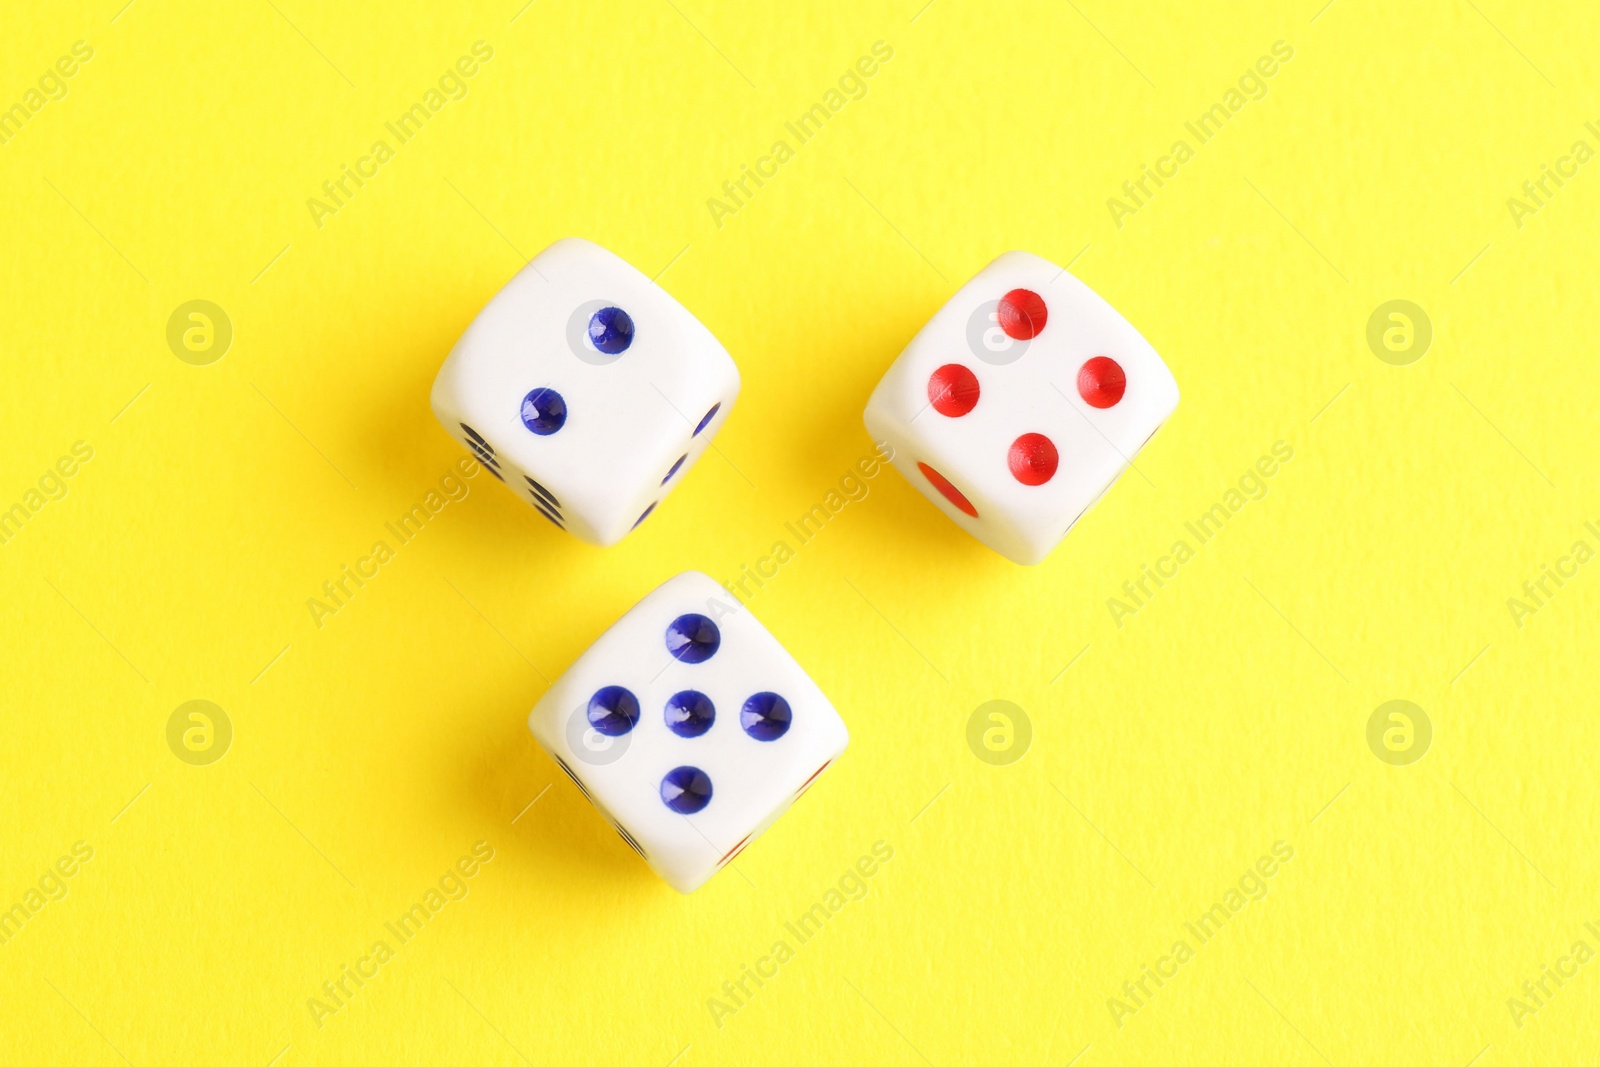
[[3, 0, 1597, 1062]]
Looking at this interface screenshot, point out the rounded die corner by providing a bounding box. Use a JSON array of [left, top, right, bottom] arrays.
[[984, 248, 1065, 277]]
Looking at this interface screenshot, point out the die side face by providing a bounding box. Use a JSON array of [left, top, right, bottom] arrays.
[[864, 251, 1178, 564], [431, 238, 739, 546], [527, 571, 848, 893]]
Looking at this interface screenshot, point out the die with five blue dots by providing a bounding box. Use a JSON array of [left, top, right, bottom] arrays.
[[526, 572, 850, 893]]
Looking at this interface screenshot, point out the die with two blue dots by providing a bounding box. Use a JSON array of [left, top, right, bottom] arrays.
[[430, 237, 739, 545]]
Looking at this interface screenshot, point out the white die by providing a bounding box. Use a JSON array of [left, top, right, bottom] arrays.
[[431, 238, 739, 545], [863, 250, 1179, 565], [527, 571, 848, 893]]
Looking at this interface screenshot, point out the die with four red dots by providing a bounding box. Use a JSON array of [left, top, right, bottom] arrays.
[[864, 250, 1179, 564], [430, 237, 739, 546], [526, 572, 849, 893]]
